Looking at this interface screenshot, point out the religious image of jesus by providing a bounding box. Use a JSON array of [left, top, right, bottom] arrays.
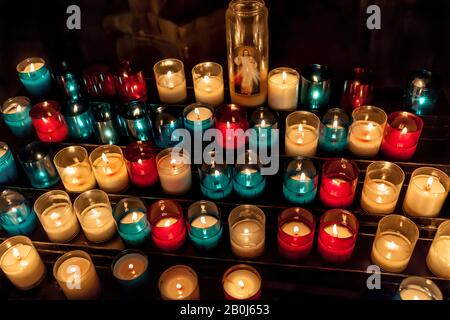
[[234, 48, 260, 95]]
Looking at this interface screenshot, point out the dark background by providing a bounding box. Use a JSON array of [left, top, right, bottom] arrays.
[[0, 0, 449, 104]]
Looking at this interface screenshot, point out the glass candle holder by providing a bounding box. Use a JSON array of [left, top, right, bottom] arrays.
[[318, 108, 349, 153], [348, 106, 387, 158], [119, 101, 153, 142], [187, 200, 223, 250], [361, 161, 405, 215], [318, 209, 359, 263], [83, 64, 116, 99], [380, 111, 423, 160], [153, 106, 184, 148], [33, 190, 80, 243], [0, 142, 19, 184], [183, 103, 214, 135], [371, 215, 419, 273], [114, 60, 148, 102], [54, 146, 97, 193], [228, 205, 266, 259], [154, 58, 187, 104], [249, 107, 279, 149], [426, 220, 450, 279], [112, 249, 149, 295], [124, 141, 158, 188], [199, 155, 232, 200], [89, 145, 129, 194], [285, 111, 320, 157], [0, 235, 46, 290], [319, 158, 359, 208], [283, 157, 318, 205], [1, 96, 33, 137], [156, 148, 192, 195], [148, 199, 186, 252], [396, 276, 443, 300], [0, 190, 37, 235], [16, 57, 52, 96], [53, 250, 101, 300], [268, 67, 300, 111], [403, 167, 450, 218], [192, 62, 224, 107], [300, 64, 331, 112], [159, 265, 200, 300], [62, 100, 95, 141], [233, 150, 266, 199], [113, 197, 151, 246], [73, 190, 117, 243], [91, 102, 123, 145], [278, 207, 315, 260], [341, 67, 374, 111], [223, 264, 261, 300], [30, 101, 69, 142], [18, 142, 60, 188], [404, 69, 438, 115], [55, 61, 83, 101], [214, 104, 249, 150]]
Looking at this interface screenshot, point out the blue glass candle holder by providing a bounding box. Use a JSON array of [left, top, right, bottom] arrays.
[[63, 100, 95, 141], [113, 197, 151, 246], [187, 200, 223, 250], [153, 106, 184, 148], [404, 69, 438, 115], [91, 102, 123, 144], [283, 157, 318, 205], [0, 142, 19, 184], [249, 107, 279, 149], [233, 150, 266, 199], [0, 190, 38, 235], [319, 108, 349, 153], [199, 153, 233, 200], [300, 64, 331, 112], [18, 141, 60, 188], [16, 57, 52, 97], [55, 61, 83, 101], [183, 103, 214, 135], [112, 249, 149, 297], [1, 97, 33, 137], [120, 101, 153, 142]]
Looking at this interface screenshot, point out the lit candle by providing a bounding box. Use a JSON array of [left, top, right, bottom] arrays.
[[426, 220, 450, 279], [63, 101, 95, 141], [396, 277, 443, 300], [283, 158, 318, 205], [154, 59, 187, 104], [199, 156, 233, 200], [268, 68, 300, 111], [192, 62, 224, 107], [1, 96, 33, 137], [318, 108, 349, 153], [153, 106, 184, 148], [16, 57, 52, 96], [156, 148, 192, 195], [183, 103, 215, 134], [232, 150, 266, 199], [91, 102, 123, 145], [341, 67, 374, 111], [29, 101, 69, 143], [112, 250, 149, 293], [159, 265, 200, 300], [0, 142, 19, 185], [82, 64, 117, 99], [124, 141, 158, 188], [113, 197, 151, 245], [405, 69, 437, 115], [188, 200, 223, 250], [285, 111, 320, 157], [300, 64, 331, 111], [249, 107, 279, 148], [0, 190, 38, 236], [214, 104, 249, 150], [114, 60, 148, 102], [223, 264, 261, 300]]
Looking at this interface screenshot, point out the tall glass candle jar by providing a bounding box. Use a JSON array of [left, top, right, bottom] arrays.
[[285, 111, 320, 157], [83, 64, 116, 99], [112, 249, 149, 295], [1, 96, 33, 137], [89, 145, 129, 194], [63, 100, 95, 141], [226, 0, 268, 108], [114, 197, 151, 246], [91, 102, 123, 145], [120, 101, 153, 142], [30, 101, 69, 142], [33, 190, 80, 243], [380, 111, 423, 160], [73, 190, 117, 243], [124, 141, 158, 188], [0, 190, 37, 235], [233, 150, 266, 199], [187, 200, 223, 250], [341, 67, 374, 111], [55, 61, 83, 101], [192, 62, 224, 107], [183, 103, 214, 135], [223, 264, 261, 300], [156, 148, 192, 195], [159, 265, 200, 300], [371, 215, 419, 273], [18, 142, 60, 188], [16, 57, 52, 96], [348, 106, 387, 158], [361, 161, 405, 215], [0, 142, 19, 184], [396, 276, 443, 300], [0, 236, 46, 290], [228, 205, 266, 259], [114, 60, 148, 102], [154, 59, 187, 104], [278, 208, 315, 260], [300, 64, 331, 112], [426, 220, 450, 279], [403, 167, 449, 218], [268, 67, 299, 111], [404, 69, 438, 115], [249, 107, 278, 149], [153, 106, 184, 148], [318, 108, 349, 153], [319, 158, 359, 208], [199, 156, 233, 200], [148, 199, 186, 251], [283, 157, 318, 205], [214, 104, 249, 150], [318, 209, 359, 263]]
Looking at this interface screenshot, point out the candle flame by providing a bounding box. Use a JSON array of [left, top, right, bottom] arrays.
[[194, 107, 200, 120], [203, 75, 210, 83], [133, 108, 140, 117], [300, 172, 306, 181], [244, 168, 252, 176], [282, 71, 287, 83], [101, 153, 109, 163], [261, 119, 266, 128], [293, 225, 300, 235], [164, 219, 172, 227], [137, 158, 143, 165], [131, 211, 138, 222], [425, 176, 434, 191], [16, 104, 23, 112], [167, 70, 172, 78], [69, 266, 78, 274], [226, 121, 231, 129], [238, 280, 245, 288], [332, 119, 338, 130], [29, 63, 36, 72], [214, 169, 221, 177], [200, 216, 207, 225], [332, 224, 339, 236], [176, 283, 183, 290], [297, 123, 304, 133], [243, 228, 250, 235], [12, 247, 21, 260], [400, 127, 408, 135], [170, 158, 177, 168], [387, 241, 399, 251], [312, 75, 319, 83], [128, 263, 136, 276]]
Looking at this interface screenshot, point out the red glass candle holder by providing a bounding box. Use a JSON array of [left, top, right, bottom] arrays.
[[380, 111, 423, 160], [124, 141, 158, 188], [83, 64, 116, 99], [29, 101, 68, 142], [277, 207, 315, 260], [148, 199, 186, 251], [318, 209, 359, 263], [114, 60, 148, 102], [319, 158, 359, 208], [214, 104, 249, 150], [341, 67, 374, 111]]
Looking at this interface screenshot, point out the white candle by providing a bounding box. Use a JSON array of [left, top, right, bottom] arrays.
[[403, 175, 447, 217], [22, 62, 44, 73], [191, 215, 219, 229], [186, 107, 213, 122], [155, 217, 178, 228], [113, 252, 148, 280], [120, 211, 145, 224], [400, 285, 433, 300], [194, 76, 224, 107], [3, 102, 27, 114], [156, 154, 192, 195], [79, 205, 117, 243], [426, 236, 450, 279], [371, 231, 413, 273], [156, 72, 187, 104], [324, 224, 353, 238], [61, 162, 97, 193], [230, 219, 265, 259], [40, 203, 80, 243], [268, 70, 299, 111], [285, 124, 318, 157], [348, 121, 383, 157], [223, 268, 261, 300], [281, 221, 311, 237], [361, 179, 399, 214], [159, 266, 200, 300], [92, 152, 129, 193]]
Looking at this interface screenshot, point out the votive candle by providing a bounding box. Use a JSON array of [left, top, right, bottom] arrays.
[[300, 64, 331, 112], [396, 276, 443, 300], [113, 197, 151, 246], [283, 157, 318, 205], [30, 101, 69, 142], [83, 64, 116, 99], [404, 69, 438, 115], [91, 102, 123, 145], [192, 62, 224, 107], [120, 101, 153, 142], [223, 264, 261, 300], [199, 155, 233, 200], [318, 108, 349, 153], [154, 59, 187, 104], [268, 67, 299, 111], [0, 142, 19, 184], [426, 220, 450, 279], [214, 104, 249, 150], [156, 148, 192, 195], [16, 57, 52, 96], [63, 100, 95, 141], [285, 111, 320, 157], [233, 150, 266, 199], [153, 106, 184, 148], [187, 200, 223, 250], [1, 96, 33, 137], [183, 103, 214, 135], [0, 190, 38, 235], [112, 249, 149, 294], [124, 141, 158, 188], [249, 107, 279, 148], [159, 265, 200, 300], [114, 60, 148, 102], [341, 67, 374, 111]]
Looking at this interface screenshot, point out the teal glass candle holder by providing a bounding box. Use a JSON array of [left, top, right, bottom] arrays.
[[300, 64, 331, 112], [319, 108, 349, 153], [18, 141, 60, 188], [63, 100, 95, 141], [233, 150, 266, 199], [120, 101, 153, 142], [153, 106, 184, 148], [0, 142, 19, 184], [249, 107, 279, 149], [16, 57, 52, 96], [283, 157, 318, 205], [113, 197, 151, 246], [55, 61, 83, 101], [183, 103, 214, 135], [1, 97, 33, 137], [112, 249, 149, 296], [0, 190, 38, 235], [187, 200, 223, 250], [199, 153, 232, 200], [405, 69, 438, 115], [91, 102, 123, 144]]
